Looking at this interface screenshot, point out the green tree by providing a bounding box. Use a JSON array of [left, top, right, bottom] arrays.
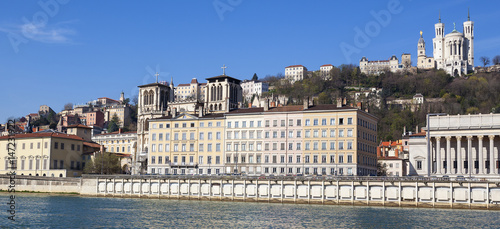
[[377, 162, 387, 176], [83, 152, 122, 174], [107, 114, 121, 133], [251, 73, 258, 81]]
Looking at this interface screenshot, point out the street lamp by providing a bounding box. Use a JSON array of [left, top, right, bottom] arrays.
[[426, 113, 447, 177]]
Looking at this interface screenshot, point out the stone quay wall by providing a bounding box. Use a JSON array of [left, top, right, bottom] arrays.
[[2, 175, 500, 210]]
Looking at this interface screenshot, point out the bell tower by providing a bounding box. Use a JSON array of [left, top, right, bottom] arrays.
[[463, 8, 474, 69], [135, 75, 171, 174]]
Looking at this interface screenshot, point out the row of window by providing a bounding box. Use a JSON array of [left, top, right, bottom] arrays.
[[148, 167, 357, 176], [151, 155, 221, 165], [224, 154, 355, 164], [151, 140, 357, 153], [53, 142, 81, 151], [227, 141, 354, 151], [3, 159, 82, 171], [151, 129, 357, 142], [150, 117, 367, 130], [152, 122, 222, 129]]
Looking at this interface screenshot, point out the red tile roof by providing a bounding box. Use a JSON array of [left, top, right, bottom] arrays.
[[94, 131, 136, 136], [286, 65, 304, 68], [321, 64, 333, 67], [177, 84, 190, 87], [66, 124, 92, 129], [190, 78, 198, 84], [83, 142, 101, 148]]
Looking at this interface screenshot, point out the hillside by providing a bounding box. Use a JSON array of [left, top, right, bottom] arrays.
[[263, 65, 500, 141]]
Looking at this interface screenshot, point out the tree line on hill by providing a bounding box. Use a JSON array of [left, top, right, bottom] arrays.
[[260, 65, 500, 141]]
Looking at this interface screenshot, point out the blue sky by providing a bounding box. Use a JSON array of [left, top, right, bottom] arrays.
[[1, 0, 499, 122]]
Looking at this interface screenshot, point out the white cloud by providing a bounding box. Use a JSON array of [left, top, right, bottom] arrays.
[[0, 20, 76, 44]]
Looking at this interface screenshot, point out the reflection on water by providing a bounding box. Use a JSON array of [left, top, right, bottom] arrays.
[[1, 193, 499, 228]]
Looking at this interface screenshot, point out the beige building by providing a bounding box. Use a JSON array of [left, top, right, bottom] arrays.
[[147, 100, 379, 176], [359, 55, 400, 75], [92, 129, 136, 173], [0, 130, 99, 177], [417, 31, 436, 69]]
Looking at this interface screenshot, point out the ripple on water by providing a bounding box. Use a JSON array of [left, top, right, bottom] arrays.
[[1, 193, 499, 228]]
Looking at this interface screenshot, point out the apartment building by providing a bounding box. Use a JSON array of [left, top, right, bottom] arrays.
[[147, 101, 378, 176]]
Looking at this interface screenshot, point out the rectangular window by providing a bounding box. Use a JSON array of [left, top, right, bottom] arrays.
[[330, 155, 335, 163], [313, 119, 318, 126], [296, 143, 301, 150], [322, 130, 327, 137], [339, 155, 344, 163], [166, 133, 170, 140], [207, 143, 212, 152], [347, 118, 353, 124], [330, 142, 335, 150], [250, 121, 254, 127], [305, 130, 310, 138], [347, 155, 352, 163], [347, 141, 353, 149], [347, 129, 353, 137], [339, 130, 344, 137], [182, 133, 186, 140], [330, 118, 335, 125], [174, 133, 179, 140], [190, 132, 195, 140], [281, 120, 285, 127], [305, 155, 310, 163], [288, 143, 293, 150], [321, 142, 327, 150], [199, 132, 204, 140], [151, 156, 156, 164], [257, 121, 262, 127], [281, 131, 285, 138], [313, 155, 318, 163], [313, 142, 318, 150], [322, 119, 327, 125], [339, 118, 344, 125], [313, 130, 319, 138], [339, 142, 344, 150], [289, 119, 293, 126], [265, 120, 270, 127], [54, 142, 58, 149], [216, 132, 221, 140], [159, 156, 163, 164], [216, 143, 221, 152], [305, 119, 310, 126], [297, 119, 301, 126], [152, 133, 157, 141], [297, 131, 301, 138]]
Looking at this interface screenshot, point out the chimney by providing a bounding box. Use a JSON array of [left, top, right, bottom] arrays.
[[377, 146, 381, 158], [198, 107, 203, 118], [303, 97, 309, 110], [356, 102, 362, 109], [264, 99, 269, 111], [403, 126, 406, 135], [343, 97, 347, 105], [118, 128, 122, 134], [395, 148, 399, 158], [336, 98, 342, 108], [271, 101, 276, 108], [248, 102, 252, 108], [172, 107, 177, 117]]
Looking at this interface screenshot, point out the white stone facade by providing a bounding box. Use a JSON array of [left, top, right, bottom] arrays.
[[359, 55, 401, 75], [241, 80, 269, 102], [285, 65, 307, 83], [409, 113, 500, 177], [432, 15, 474, 76]]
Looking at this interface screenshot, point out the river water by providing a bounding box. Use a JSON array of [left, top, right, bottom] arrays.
[[1, 193, 499, 228]]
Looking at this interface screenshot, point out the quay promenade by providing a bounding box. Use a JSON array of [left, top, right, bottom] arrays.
[[2, 175, 500, 210]]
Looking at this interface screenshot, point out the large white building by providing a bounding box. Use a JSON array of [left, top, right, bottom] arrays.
[[432, 12, 474, 76], [359, 55, 401, 75], [241, 80, 269, 102], [320, 64, 333, 79], [409, 113, 500, 177], [285, 65, 308, 83]]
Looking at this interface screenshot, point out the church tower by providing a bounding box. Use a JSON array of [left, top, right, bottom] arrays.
[[433, 12, 445, 69], [418, 31, 426, 57], [463, 8, 474, 69], [135, 74, 171, 174]]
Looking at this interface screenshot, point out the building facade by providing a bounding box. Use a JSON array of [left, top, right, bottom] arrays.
[[92, 130, 137, 173], [320, 64, 333, 79], [409, 113, 500, 177], [0, 131, 98, 177], [285, 65, 308, 83], [359, 55, 400, 75], [146, 103, 379, 176], [432, 12, 474, 76], [241, 80, 269, 102]]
